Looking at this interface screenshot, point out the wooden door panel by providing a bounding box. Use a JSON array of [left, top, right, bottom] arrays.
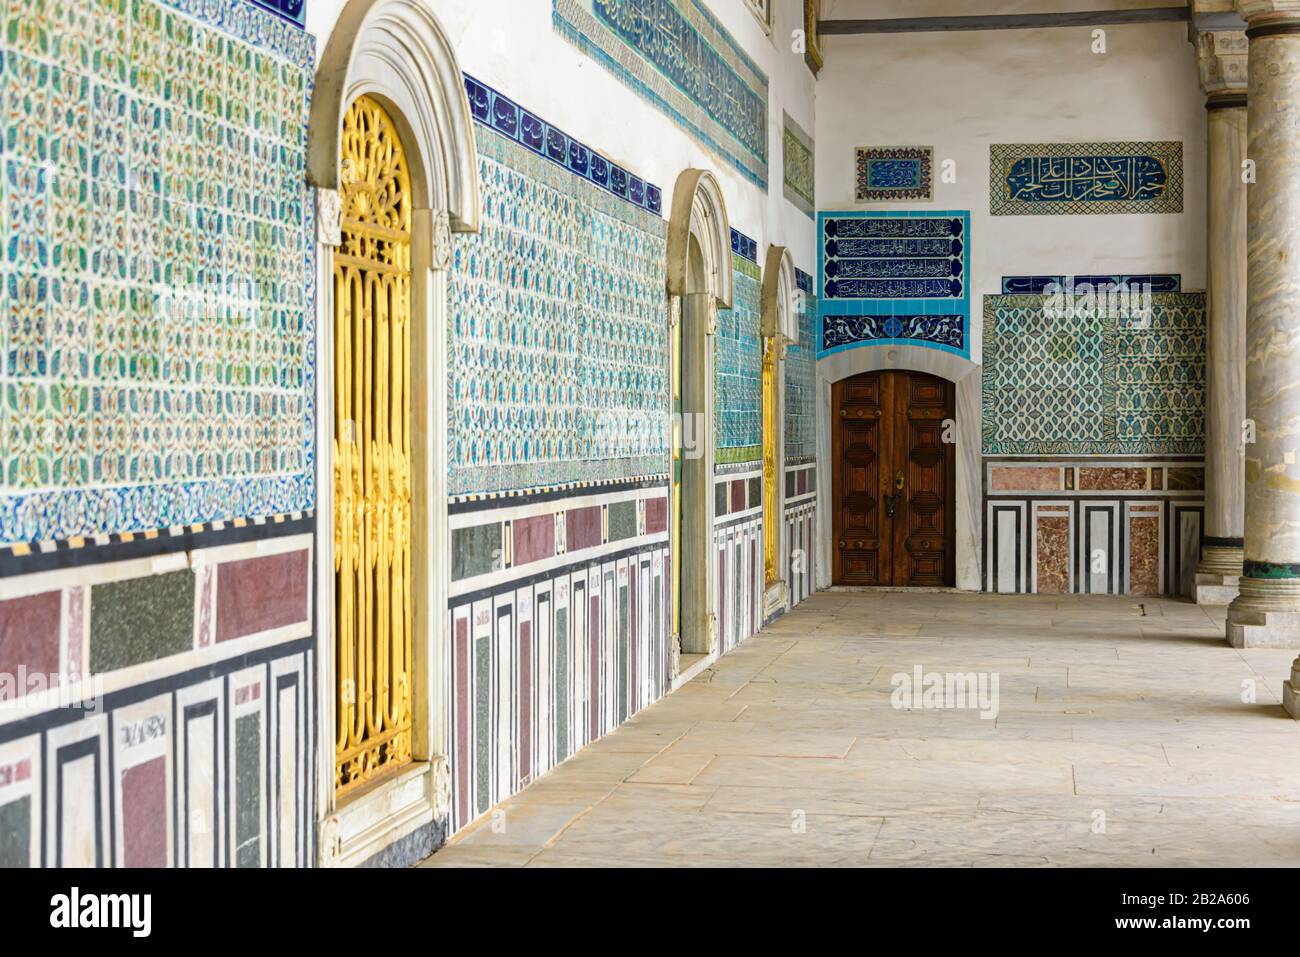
[[835, 370, 955, 588], [833, 376, 888, 584]]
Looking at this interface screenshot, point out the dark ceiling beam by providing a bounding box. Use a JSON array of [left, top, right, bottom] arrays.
[[820, 7, 1191, 35]]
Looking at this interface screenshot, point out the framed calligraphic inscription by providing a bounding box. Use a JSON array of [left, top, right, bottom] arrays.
[[990, 142, 1183, 215]]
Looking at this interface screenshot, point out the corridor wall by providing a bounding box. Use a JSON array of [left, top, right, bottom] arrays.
[[0, 0, 318, 866]]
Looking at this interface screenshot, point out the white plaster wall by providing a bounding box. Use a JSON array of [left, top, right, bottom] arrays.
[[307, 0, 818, 276], [813, 20, 1208, 364]]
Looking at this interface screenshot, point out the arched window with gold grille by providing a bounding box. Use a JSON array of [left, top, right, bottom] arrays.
[[333, 95, 414, 797]]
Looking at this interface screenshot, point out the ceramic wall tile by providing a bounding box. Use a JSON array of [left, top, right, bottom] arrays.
[[552, 0, 769, 189]]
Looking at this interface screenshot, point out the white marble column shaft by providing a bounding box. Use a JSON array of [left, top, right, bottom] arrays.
[[1196, 99, 1249, 601], [1226, 4, 1300, 664]]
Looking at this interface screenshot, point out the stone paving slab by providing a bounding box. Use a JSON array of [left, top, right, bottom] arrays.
[[420, 593, 1300, 868]]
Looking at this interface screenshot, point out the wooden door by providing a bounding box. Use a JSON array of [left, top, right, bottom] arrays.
[[832, 371, 955, 587]]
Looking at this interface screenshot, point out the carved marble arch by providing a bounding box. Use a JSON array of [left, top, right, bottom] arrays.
[[307, 0, 481, 241], [667, 168, 734, 307], [761, 245, 797, 344], [309, 0, 475, 857]]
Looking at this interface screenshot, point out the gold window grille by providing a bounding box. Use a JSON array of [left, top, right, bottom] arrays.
[[333, 95, 414, 797]]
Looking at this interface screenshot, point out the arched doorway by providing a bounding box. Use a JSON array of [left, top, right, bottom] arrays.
[[306, 0, 480, 866], [831, 370, 955, 586], [666, 170, 732, 667], [817, 346, 982, 592]]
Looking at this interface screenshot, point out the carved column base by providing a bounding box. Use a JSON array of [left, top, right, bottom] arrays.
[[762, 580, 789, 620], [1282, 657, 1300, 717], [1226, 577, 1300, 648], [1194, 544, 1244, 604]]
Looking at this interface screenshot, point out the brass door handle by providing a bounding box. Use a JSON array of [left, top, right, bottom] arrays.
[[894, 469, 905, 491]]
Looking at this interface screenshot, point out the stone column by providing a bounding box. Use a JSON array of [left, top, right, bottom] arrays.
[[1226, 2, 1300, 667], [1194, 26, 1250, 605]]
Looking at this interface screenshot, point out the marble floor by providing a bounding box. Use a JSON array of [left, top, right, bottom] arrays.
[[419, 592, 1300, 867]]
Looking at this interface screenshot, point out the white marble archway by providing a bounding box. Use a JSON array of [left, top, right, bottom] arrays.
[[307, 0, 481, 867], [666, 169, 732, 661]]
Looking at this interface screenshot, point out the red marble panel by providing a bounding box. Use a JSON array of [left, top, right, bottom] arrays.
[[1078, 467, 1148, 491], [645, 496, 668, 534], [1129, 514, 1161, 595], [796, 469, 807, 495], [512, 515, 554, 566], [0, 591, 61, 691], [991, 467, 1061, 491], [566, 506, 602, 552], [122, 756, 168, 867], [1035, 516, 1071, 595], [731, 480, 745, 513], [215, 550, 310, 643]]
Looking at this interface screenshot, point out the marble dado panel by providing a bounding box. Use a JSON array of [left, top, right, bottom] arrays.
[[0, 522, 314, 867], [449, 484, 669, 592], [0, 0, 316, 546], [783, 461, 818, 503], [716, 244, 762, 465], [818, 211, 971, 359], [984, 459, 1204, 597], [0, 635, 313, 867], [714, 468, 762, 523], [982, 293, 1206, 456], [0, 530, 312, 711], [716, 510, 761, 655], [448, 541, 670, 834], [784, 495, 816, 609], [447, 124, 668, 496], [552, 0, 769, 190], [990, 142, 1184, 216]]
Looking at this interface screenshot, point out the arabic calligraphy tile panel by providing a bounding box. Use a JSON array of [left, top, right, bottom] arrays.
[[715, 247, 761, 466], [855, 146, 933, 202], [990, 142, 1183, 216], [817, 210, 971, 359], [447, 126, 669, 496], [783, 112, 814, 218], [1002, 274, 1181, 294], [0, 0, 315, 546], [982, 293, 1206, 455], [552, 0, 769, 189], [784, 268, 817, 463]]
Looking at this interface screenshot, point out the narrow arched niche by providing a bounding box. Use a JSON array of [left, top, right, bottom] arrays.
[[666, 169, 732, 662], [307, 0, 481, 865]]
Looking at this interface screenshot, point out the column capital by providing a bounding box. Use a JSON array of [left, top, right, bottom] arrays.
[[1236, 1, 1300, 25], [1196, 29, 1250, 97]]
